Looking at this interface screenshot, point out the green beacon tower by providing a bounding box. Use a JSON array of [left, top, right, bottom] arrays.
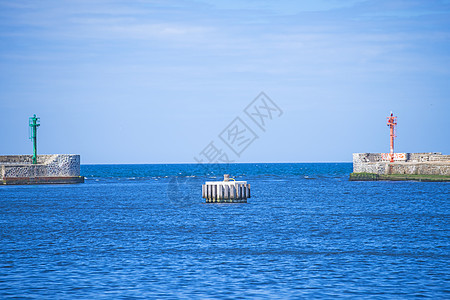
[[29, 114, 40, 164]]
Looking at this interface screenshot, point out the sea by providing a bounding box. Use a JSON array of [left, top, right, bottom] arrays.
[[0, 163, 449, 299]]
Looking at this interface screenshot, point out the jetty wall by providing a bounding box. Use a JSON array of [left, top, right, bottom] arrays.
[[1, 154, 83, 185], [353, 153, 450, 176]]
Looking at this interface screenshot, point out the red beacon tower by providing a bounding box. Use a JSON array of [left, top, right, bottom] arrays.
[[386, 112, 397, 162]]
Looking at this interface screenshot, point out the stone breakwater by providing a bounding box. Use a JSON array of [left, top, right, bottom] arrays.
[[352, 152, 450, 176], [1, 154, 83, 185]]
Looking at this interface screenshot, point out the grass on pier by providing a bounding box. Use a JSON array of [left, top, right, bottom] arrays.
[[350, 173, 450, 182], [379, 174, 450, 182]]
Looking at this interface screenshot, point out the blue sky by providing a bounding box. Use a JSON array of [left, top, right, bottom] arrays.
[[1, 0, 449, 163]]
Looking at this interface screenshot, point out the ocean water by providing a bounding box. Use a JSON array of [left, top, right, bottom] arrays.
[[0, 163, 449, 299]]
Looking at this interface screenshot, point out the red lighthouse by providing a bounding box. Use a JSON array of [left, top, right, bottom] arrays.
[[386, 112, 397, 162]]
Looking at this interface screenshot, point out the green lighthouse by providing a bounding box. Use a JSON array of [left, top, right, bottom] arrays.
[[29, 114, 40, 164]]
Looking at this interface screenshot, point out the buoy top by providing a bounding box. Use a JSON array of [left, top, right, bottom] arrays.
[[204, 181, 247, 185], [204, 174, 246, 185]]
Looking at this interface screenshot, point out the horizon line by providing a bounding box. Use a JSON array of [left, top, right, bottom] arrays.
[[81, 161, 353, 165]]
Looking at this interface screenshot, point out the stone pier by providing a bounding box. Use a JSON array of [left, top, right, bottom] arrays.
[[1, 154, 84, 185], [351, 152, 450, 181]]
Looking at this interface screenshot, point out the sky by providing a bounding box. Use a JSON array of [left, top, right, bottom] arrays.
[[0, 0, 449, 164]]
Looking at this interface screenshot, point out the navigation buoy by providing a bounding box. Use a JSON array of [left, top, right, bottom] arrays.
[[202, 174, 250, 203]]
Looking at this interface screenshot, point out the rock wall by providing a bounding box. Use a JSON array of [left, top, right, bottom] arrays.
[[1, 155, 80, 178], [388, 162, 450, 176], [353, 153, 450, 175]]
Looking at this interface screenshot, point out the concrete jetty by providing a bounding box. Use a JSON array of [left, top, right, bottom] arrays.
[[1, 154, 84, 185], [351, 152, 450, 181], [202, 174, 250, 203], [1, 115, 84, 185], [351, 113, 450, 181]]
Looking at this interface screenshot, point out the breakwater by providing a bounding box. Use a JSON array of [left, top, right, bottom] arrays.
[[351, 152, 450, 181], [0, 154, 83, 185]]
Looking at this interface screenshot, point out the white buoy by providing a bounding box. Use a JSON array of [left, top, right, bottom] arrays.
[[202, 174, 250, 203]]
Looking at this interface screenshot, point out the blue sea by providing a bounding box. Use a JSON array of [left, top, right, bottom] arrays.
[[1, 163, 449, 299]]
